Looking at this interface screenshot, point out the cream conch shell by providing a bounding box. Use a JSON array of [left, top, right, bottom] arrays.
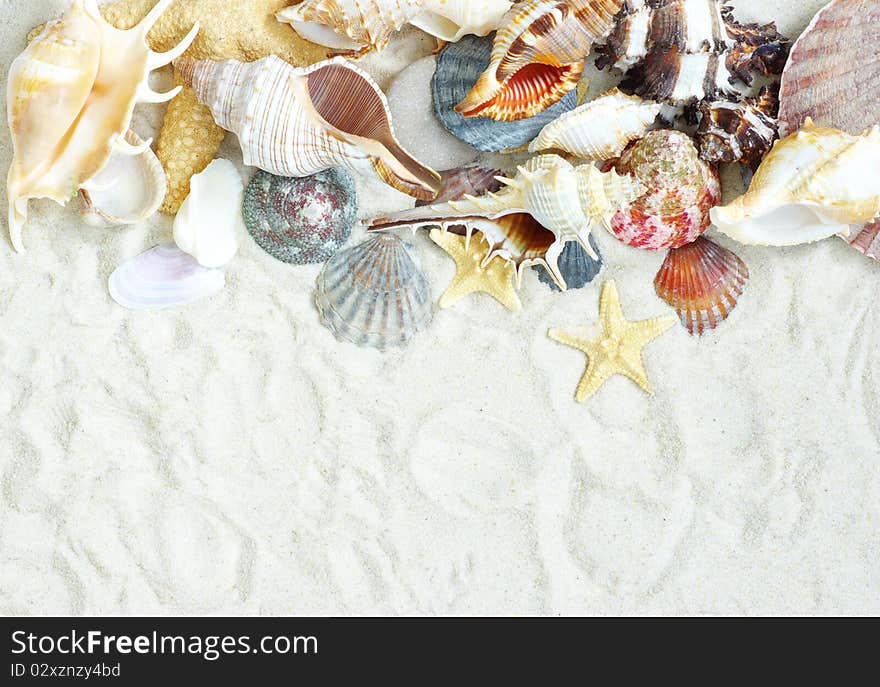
[[367, 154, 643, 289], [6, 0, 198, 252], [710, 120, 880, 246], [529, 89, 661, 159], [175, 55, 441, 201]]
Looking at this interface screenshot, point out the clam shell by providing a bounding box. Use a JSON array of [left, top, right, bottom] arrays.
[[108, 244, 225, 311], [243, 169, 357, 265], [533, 235, 602, 291], [315, 233, 433, 350], [696, 86, 779, 170], [778, 0, 880, 138], [654, 236, 748, 336], [611, 130, 721, 250], [432, 34, 577, 152], [843, 220, 880, 262], [417, 166, 504, 205]]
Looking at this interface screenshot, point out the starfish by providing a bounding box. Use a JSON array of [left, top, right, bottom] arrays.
[[429, 229, 522, 312], [33, 0, 328, 214], [548, 280, 677, 402]]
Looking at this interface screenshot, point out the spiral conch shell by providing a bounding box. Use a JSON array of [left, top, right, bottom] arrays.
[[710, 121, 880, 246], [176, 55, 441, 201], [6, 0, 198, 252], [368, 154, 643, 289]]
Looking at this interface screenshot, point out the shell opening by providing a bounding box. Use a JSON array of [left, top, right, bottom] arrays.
[[711, 202, 850, 246]]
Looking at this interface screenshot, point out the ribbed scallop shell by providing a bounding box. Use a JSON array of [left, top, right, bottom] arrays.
[[696, 85, 779, 170], [315, 233, 433, 350], [778, 0, 880, 138], [843, 220, 880, 262], [654, 236, 749, 336], [175, 55, 441, 201], [243, 169, 357, 265], [709, 122, 880, 246], [533, 235, 602, 291], [455, 0, 624, 122], [432, 35, 577, 152], [530, 89, 660, 159]]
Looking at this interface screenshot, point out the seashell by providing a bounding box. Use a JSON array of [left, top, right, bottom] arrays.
[[654, 236, 748, 336], [533, 235, 602, 291], [710, 121, 880, 246], [176, 55, 441, 201], [529, 88, 661, 159], [108, 243, 225, 310], [455, 0, 624, 122], [610, 129, 720, 250], [243, 169, 357, 265], [80, 130, 166, 226], [173, 159, 244, 269], [315, 233, 433, 349], [417, 166, 504, 206], [777, 0, 880, 139], [843, 220, 880, 262], [6, 0, 198, 252], [368, 154, 643, 289], [432, 35, 577, 152], [619, 49, 742, 106], [696, 86, 779, 170], [410, 0, 513, 43]]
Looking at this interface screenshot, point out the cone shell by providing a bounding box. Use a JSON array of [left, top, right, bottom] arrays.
[[778, 0, 880, 138], [432, 35, 577, 152], [696, 86, 779, 170], [315, 233, 433, 349], [176, 55, 440, 201], [611, 130, 720, 250], [709, 122, 880, 246], [843, 220, 880, 262], [6, 0, 198, 252], [530, 88, 661, 159], [455, 0, 624, 122]]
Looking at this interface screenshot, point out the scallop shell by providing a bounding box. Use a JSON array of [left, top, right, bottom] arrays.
[[176, 55, 441, 201], [368, 154, 643, 289], [610, 129, 720, 250], [315, 233, 433, 349], [696, 86, 779, 170], [6, 0, 198, 252], [80, 130, 166, 226], [108, 244, 225, 310], [654, 236, 748, 336], [529, 88, 661, 159], [243, 169, 357, 265], [533, 235, 602, 291], [778, 0, 880, 139], [843, 220, 880, 262], [173, 159, 244, 269], [432, 35, 577, 152], [417, 166, 504, 205], [455, 0, 624, 122], [709, 121, 880, 246]]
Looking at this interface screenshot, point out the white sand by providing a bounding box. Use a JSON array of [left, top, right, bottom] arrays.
[[1, 0, 878, 616]]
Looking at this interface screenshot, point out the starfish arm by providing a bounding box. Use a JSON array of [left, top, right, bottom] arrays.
[[575, 357, 615, 403], [548, 329, 599, 357], [438, 272, 479, 309], [489, 280, 523, 312], [616, 355, 653, 394], [599, 280, 627, 329], [624, 315, 678, 349]]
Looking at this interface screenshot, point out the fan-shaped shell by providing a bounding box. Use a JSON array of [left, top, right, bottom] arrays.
[[709, 122, 880, 246], [432, 35, 577, 152], [654, 236, 749, 336], [533, 235, 602, 291], [843, 220, 880, 262], [610, 129, 720, 250], [243, 169, 357, 265], [315, 233, 433, 349], [529, 89, 661, 159], [108, 244, 225, 310], [176, 55, 441, 201]]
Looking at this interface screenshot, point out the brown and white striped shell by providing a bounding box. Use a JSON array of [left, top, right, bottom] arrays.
[[696, 85, 779, 170]]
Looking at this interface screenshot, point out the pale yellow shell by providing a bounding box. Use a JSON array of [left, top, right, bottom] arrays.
[[710, 120, 880, 246]]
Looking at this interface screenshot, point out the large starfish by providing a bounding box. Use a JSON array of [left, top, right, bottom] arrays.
[[548, 280, 677, 402], [33, 1, 328, 214]]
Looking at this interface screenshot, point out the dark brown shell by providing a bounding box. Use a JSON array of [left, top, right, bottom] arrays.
[[696, 85, 779, 169]]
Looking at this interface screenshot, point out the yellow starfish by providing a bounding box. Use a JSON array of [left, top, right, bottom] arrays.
[[430, 229, 522, 312], [548, 280, 677, 402], [33, 0, 328, 214]]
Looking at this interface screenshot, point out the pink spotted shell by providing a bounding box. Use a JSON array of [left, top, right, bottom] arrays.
[[610, 130, 721, 251]]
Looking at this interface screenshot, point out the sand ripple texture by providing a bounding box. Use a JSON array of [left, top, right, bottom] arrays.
[[2, 0, 878, 615]]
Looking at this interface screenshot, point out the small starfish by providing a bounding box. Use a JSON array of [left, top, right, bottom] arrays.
[[549, 280, 677, 402], [430, 229, 522, 312]]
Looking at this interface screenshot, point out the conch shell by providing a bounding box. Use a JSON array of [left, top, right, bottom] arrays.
[[455, 0, 624, 122], [176, 55, 441, 201], [6, 0, 198, 252], [710, 121, 880, 246], [696, 85, 779, 170], [367, 154, 643, 289]]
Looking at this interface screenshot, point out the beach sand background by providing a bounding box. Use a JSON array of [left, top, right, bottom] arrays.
[[1, 0, 878, 615]]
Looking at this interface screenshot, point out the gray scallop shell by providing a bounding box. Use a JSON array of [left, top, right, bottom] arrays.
[[315, 233, 433, 350], [533, 236, 602, 292], [432, 34, 577, 153]]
